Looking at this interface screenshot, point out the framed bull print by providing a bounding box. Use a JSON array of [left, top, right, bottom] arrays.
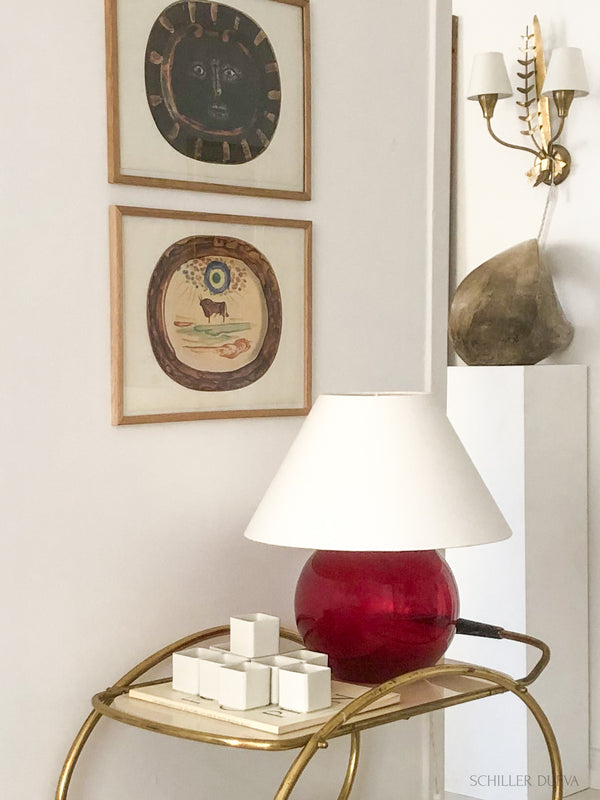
[[110, 205, 312, 424], [106, 0, 311, 199]]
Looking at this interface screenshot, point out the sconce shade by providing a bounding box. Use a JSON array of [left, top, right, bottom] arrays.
[[467, 52, 513, 100], [244, 393, 512, 552], [542, 47, 589, 97]]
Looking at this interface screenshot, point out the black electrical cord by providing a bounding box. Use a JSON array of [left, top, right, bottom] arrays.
[[455, 618, 504, 639], [454, 618, 551, 685]]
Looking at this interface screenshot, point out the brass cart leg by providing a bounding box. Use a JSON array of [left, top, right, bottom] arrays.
[[337, 731, 361, 800], [509, 685, 562, 800], [274, 730, 361, 800], [273, 664, 562, 800], [56, 711, 103, 800]]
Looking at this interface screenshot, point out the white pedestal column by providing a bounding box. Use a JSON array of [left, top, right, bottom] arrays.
[[445, 365, 589, 800]]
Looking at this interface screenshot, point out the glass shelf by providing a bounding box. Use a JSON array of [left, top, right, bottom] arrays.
[[92, 664, 504, 751]]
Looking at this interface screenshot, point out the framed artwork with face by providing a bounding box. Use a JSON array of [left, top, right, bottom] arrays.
[[110, 205, 312, 424], [106, 0, 310, 198]]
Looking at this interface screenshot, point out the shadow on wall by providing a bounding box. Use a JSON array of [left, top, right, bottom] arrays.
[[544, 241, 600, 360]]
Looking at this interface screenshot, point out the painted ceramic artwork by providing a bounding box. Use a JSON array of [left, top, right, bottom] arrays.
[[147, 235, 282, 390], [145, 0, 282, 164]]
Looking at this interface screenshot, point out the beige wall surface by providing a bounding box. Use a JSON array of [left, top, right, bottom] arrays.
[[451, 0, 600, 787], [0, 0, 451, 797]]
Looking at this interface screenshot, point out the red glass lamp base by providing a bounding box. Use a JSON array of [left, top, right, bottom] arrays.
[[295, 550, 459, 684]]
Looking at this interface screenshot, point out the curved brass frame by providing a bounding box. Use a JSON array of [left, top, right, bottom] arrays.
[[273, 663, 562, 800], [56, 626, 302, 800], [56, 627, 562, 800]]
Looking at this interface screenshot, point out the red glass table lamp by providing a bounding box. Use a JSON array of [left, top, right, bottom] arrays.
[[244, 393, 512, 683]]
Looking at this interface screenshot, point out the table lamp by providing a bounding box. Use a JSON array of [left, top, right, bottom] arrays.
[[244, 393, 512, 684]]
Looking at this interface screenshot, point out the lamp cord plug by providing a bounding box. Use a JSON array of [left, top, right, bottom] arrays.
[[455, 618, 504, 639]]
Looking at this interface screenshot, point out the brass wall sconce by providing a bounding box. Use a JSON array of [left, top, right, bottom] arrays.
[[468, 17, 589, 186]]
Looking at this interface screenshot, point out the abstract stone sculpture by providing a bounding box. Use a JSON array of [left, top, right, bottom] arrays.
[[449, 239, 573, 366]]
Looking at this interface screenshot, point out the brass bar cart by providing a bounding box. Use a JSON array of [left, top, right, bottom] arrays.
[[56, 624, 562, 800]]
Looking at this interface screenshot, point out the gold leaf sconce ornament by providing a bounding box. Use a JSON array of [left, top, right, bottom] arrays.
[[467, 16, 589, 186]]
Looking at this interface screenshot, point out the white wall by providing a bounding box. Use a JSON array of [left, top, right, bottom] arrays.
[[446, 366, 589, 799], [451, 0, 600, 787], [0, 1, 451, 798]]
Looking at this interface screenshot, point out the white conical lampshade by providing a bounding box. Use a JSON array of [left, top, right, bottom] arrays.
[[542, 47, 589, 97], [467, 52, 513, 100], [244, 393, 512, 551]]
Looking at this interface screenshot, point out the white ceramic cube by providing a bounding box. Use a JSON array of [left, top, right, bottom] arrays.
[[172, 647, 214, 695], [278, 663, 332, 713], [251, 655, 298, 704], [229, 613, 280, 658], [198, 652, 248, 700], [285, 648, 329, 667], [213, 637, 297, 656], [218, 662, 271, 710]]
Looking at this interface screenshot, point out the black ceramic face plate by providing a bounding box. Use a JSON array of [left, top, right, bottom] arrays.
[[145, 1, 282, 164]]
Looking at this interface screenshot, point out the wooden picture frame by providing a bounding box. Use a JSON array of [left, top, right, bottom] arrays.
[[111, 206, 312, 424], [105, 0, 311, 199]]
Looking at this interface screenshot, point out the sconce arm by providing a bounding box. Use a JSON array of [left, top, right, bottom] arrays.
[[485, 118, 541, 159], [548, 116, 566, 149]]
